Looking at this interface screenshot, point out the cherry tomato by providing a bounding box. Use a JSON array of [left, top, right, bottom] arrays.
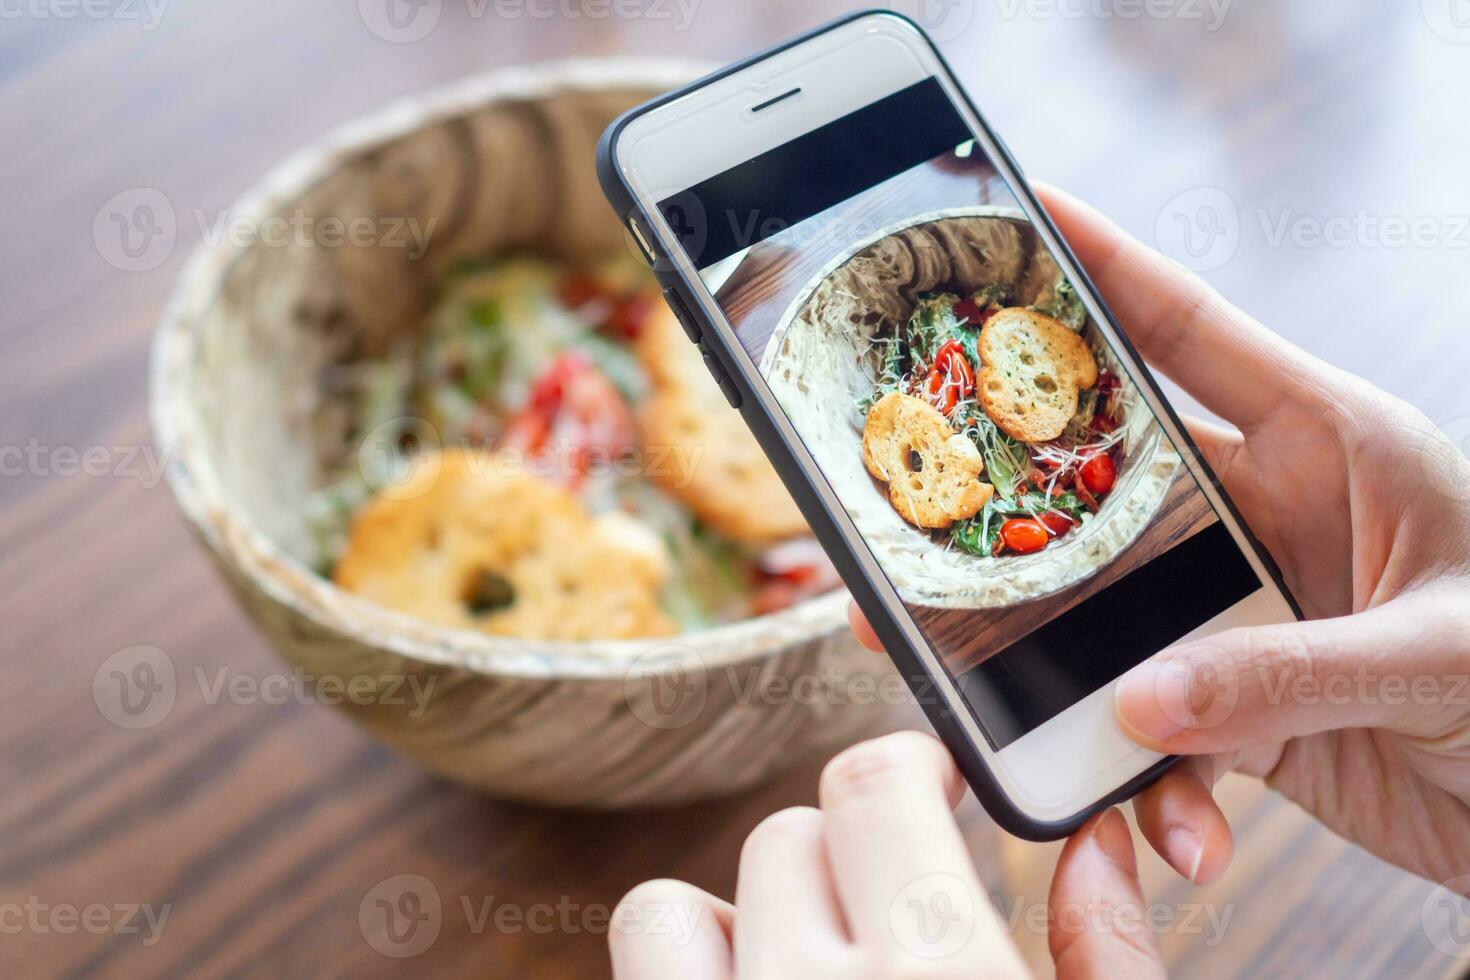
[[932, 340, 975, 390], [1079, 454, 1117, 496], [1000, 518, 1050, 554], [1038, 511, 1074, 536], [924, 339, 974, 415], [924, 368, 958, 414], [502, 353, 635, 487]]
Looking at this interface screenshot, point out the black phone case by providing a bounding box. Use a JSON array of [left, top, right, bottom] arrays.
[[595, 9, 1301, 841]]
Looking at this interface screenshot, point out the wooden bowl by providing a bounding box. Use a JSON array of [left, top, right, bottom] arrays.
[[148, 60, 893, 808]]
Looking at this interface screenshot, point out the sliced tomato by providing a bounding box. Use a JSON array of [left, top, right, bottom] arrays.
[[502, 352, 634, 487], [1000, 518, 1050, 554], [1038, 510, 1074, 536], [1080, 453, 1117, 495], [923, 339, 974, 415], [924, 368, 958, 414], [933, 340, 975, 390]]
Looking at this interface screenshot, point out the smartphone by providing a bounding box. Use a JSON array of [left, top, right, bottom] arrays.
[[597, 10, 1300, 840]]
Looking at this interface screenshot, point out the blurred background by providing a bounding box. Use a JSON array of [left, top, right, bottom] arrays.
[[5, 1, 1470, 976]]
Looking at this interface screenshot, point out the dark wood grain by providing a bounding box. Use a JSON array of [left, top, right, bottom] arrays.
[[5, 3, 1469, 978]]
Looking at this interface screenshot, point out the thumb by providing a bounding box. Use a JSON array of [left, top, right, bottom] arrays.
[[1048, 808, 1165, 979], [1113, 594, 1464, 754]]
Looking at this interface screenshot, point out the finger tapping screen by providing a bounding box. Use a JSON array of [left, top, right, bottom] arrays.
[[659, 78, 1267, 750]]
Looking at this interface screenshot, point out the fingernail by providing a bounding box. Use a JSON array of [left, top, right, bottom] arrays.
[[1165, 826, 1205, 883], [1092, 808, 1137, 876], [1115, 659, 1191, 745]]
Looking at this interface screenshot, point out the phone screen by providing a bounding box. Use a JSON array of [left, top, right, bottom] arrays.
[[657, 77, 1276, 751]]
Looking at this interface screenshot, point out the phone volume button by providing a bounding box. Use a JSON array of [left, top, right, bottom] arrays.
[[699, 347, 743, 410], [662, 287, 702, 343]]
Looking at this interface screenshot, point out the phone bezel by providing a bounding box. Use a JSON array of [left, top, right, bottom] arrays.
[[597, 9, 1301, 839]]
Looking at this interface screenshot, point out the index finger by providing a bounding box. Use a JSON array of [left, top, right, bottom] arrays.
[[818, 732, 1029, 975], [1048, 809, 1166, 979], [1031, 183, 1325, 430]]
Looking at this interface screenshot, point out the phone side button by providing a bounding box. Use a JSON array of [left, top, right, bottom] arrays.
[[700, 350, 742, 409], [662, 287, 702, 344]]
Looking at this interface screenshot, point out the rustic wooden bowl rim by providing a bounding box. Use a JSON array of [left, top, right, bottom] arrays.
[[149, 58, 849, 682]]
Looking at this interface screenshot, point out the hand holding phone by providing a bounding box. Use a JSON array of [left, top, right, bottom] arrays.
[[949, 180, 1470, 891]]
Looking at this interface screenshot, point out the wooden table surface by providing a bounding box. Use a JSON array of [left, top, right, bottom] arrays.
[[6, 2, 1470, 977]]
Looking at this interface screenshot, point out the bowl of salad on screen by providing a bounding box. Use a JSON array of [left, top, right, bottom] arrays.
[[760, 207, 1182, 609]]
